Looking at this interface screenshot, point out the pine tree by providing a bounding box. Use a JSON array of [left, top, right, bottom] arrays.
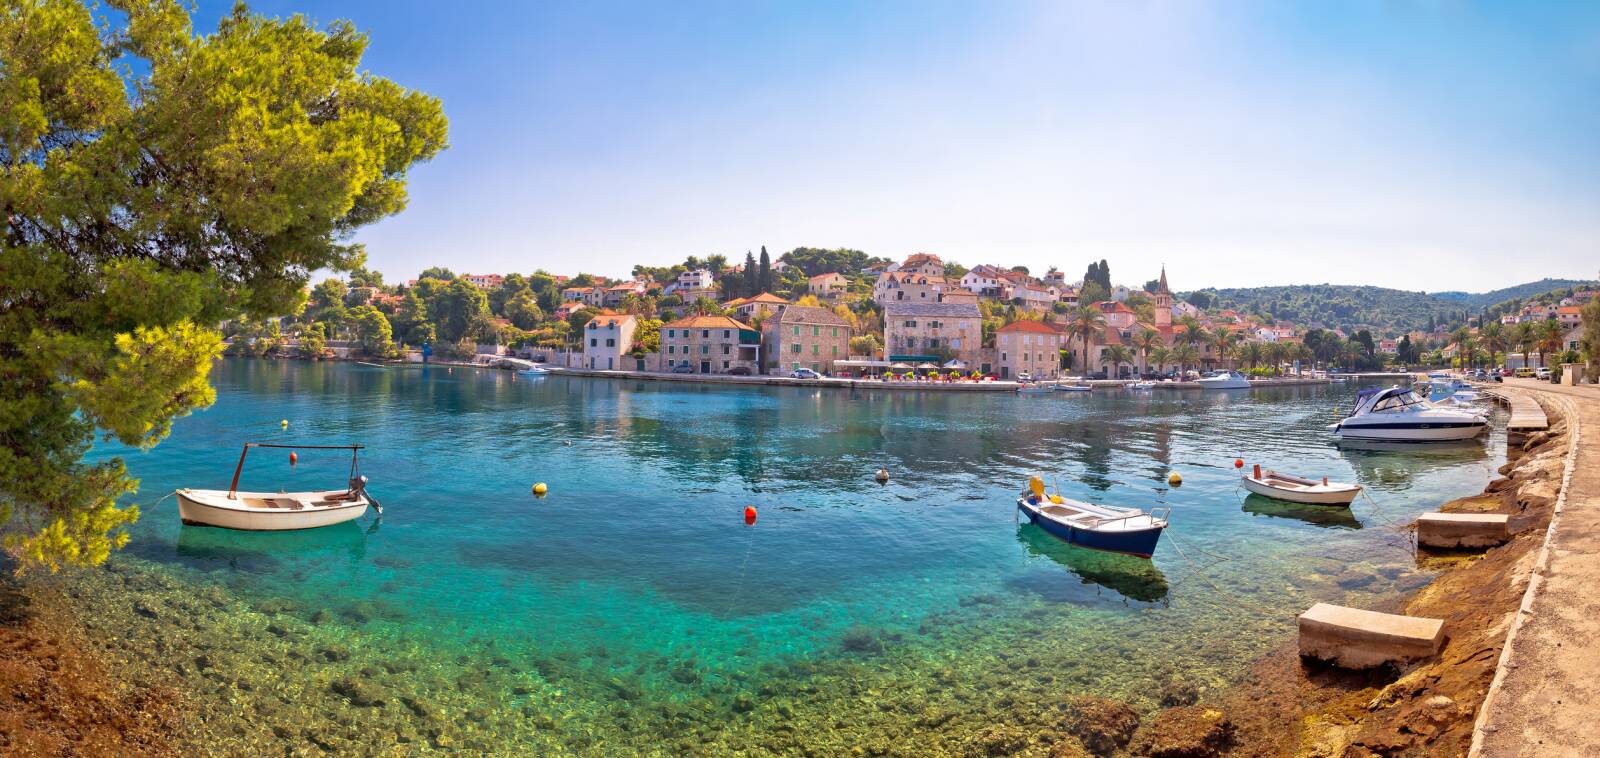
[[758, 246, 773, 293], [742, 251, 758, 299]]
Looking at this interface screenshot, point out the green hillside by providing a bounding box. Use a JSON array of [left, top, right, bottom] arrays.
[[1430, 278, 1595, 309], [1185, 279, 1595, 334]]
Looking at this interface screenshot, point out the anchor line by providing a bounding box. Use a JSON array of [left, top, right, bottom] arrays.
[[1356, 489, 1418, 557], [1162, 529, 1292, 620]]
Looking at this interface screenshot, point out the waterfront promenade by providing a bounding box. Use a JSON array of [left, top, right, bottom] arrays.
[[1474, 379, 1600, 756]]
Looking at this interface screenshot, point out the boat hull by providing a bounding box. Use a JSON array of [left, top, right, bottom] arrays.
[[1334, 421, 1486, 442], [1017, 501, 1164, 558], [177, 489, 369, 531], [1241, 476, 1359, 506], [1197, 379, 1250, 389]]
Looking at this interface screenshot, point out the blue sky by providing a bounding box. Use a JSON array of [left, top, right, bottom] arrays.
[[195, 1, 1600, 292]]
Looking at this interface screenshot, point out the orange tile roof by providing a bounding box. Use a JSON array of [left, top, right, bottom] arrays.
[[663, 315, 753, 330], [998, 319, 1062, 334]]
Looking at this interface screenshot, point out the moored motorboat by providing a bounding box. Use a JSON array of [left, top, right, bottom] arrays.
[[1016, 477, 1168, 557], [518, 365, 550, 375], [1127, 381, 1155, 390], [1053, 382, 1091, 392], [1196, 370, 1251, 389], [1018, 383, 1055, 394], [1240, 465, 1360, 506], [1330, 386, 1487, 442], [177, 443, 380, 531]]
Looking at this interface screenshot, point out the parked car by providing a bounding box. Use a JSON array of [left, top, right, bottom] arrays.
[[1017, 371, 1034, 382], [671, 364, 694, 374], [789, 368, 822, 379], [727, 366, 752, 376], [1536, 367, 1551, 380]]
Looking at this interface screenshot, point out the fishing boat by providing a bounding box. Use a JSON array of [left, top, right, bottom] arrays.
[[1017, 383, 1055, 395], [1330, 386, 1487, 442], [1053, 382, 1092, 392], [1240, 465, 1360, 506], [518, 365, 551, 376], [1196, 370, 1251, 389], [1015, 477, 1168, 557], [1127, 381, 1155, 390], [176, 443, 380, 531]]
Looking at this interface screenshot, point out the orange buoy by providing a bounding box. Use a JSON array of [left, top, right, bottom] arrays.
[[1252, 463, 1262, 479], [289, 451, 298, 466], [743, 506, 757, 525], [1233, 458, 1244, 469]]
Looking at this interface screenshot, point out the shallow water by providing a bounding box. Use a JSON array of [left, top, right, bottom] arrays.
[[83, 360, 1505, 753]]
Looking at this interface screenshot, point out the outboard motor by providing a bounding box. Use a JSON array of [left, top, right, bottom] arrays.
[[349, 475, 382, 514]]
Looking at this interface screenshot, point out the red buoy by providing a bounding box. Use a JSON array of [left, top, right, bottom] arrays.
[[1234, 458, 1244, 469], [289, 451, 298, 466], [743, 506, 757, 525]]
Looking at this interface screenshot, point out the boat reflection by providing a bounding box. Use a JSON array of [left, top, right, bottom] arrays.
[[1335, 437, 1489, 490], [1240, 493, 1362, 530], [1011, 526, 1169, 603], [173, 520, 368, 573]]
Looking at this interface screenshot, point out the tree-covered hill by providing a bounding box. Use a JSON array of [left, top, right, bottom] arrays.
[[1185, 280, 1596, 334], [1429, 279, 1595, 309]]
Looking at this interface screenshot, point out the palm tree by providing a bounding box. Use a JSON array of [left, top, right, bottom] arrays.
[[1065, 304, 1106, 375], [1211, 327, 1239, 369], [1537, 318, 1565, 368], [690, 296, 725, 317], [1103, 345, 1134, 379], [1239, 341, 1264, 371], [1451, 327, 1475, 370], [1148, 346, 1171, 376], [1178, 315, 1206, 347], [1262, 342, 1286, 376], [1133, 328, 1162, 376], [1171, 343, 1201, 378], [1293, 343, 1314, 375], [1479, 321, 1504, 369], [1512, 322, 1536, 370]]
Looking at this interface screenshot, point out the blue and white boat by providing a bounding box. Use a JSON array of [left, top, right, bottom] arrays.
[[1016, 478, 1168, 558], [518, 365, 551, 376]]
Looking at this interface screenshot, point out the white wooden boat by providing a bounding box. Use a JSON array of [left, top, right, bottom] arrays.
[[1127, 381, 1155, 390], [1196, 370, 1251, 389], [177, 443, 380, 531], [1053, 383, 1092, 392], [1017, 384, 1055, 395], [1241, 467, 1360, 506]]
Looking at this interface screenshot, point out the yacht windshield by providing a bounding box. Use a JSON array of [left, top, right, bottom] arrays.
[[1371, 391, 1425, 413]]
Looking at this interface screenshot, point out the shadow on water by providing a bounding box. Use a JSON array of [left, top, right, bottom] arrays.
[[1240, 493, 1362, 530], [1005, 526, 1169, 604], [158, 521, 369, 573]]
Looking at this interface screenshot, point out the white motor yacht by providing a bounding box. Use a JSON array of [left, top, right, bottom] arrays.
[[1196, 370, 1251, 389], [1330, 386, 1487, 442]]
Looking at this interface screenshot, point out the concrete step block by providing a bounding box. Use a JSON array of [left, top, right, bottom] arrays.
[[1298, 602, 1445, 669], [1416, 512, 1513, 549]]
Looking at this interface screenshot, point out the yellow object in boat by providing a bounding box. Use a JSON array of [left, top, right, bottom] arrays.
[[1048, 494, 1064, 504], [1028, 476, 1045, 498]]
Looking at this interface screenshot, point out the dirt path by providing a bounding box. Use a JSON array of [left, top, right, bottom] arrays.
[[1472, 380, 1600, 756]]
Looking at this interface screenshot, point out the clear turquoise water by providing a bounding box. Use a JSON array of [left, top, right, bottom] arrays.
[[91, 360, 1505, 751]]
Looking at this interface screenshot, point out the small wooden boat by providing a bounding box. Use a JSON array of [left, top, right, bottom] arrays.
[[518, 366, 550, 376], [1240, 466, 1359, 506], [1053, 383, 1091, 392], [1017, 383, 1055, 395], [1127, 381, 1154, 390], [1016, 477, 1168, 557], [177, 443, 380, 531]]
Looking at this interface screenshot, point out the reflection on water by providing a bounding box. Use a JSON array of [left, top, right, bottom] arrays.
[[1240, 493, 1362, 530], [80, 360, 1507, 751], [1011, 526, 1169, 603]]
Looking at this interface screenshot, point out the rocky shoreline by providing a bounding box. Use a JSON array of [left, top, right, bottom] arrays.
[[1156, 396, 1570, 758]]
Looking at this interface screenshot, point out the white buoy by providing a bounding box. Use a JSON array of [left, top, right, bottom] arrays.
[[875, 468, 890, 483]]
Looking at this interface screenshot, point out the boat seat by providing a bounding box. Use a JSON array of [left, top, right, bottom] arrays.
[[270, 498, 305, 510]]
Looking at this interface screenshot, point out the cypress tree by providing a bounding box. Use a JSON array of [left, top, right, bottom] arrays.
[[758, 246, 772, 293], [742, 251, 758, 298]]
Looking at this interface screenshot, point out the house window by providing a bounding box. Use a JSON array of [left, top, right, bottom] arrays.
[[667, 329, 675, 338], [812, 326, 820, 336], [1000, 335, 1008, 346], [722, 345, 730, 355], [701, 345, 709, 354], [606, 339, 615, 347], [831, 328, 838, 337], [1002, 352, 1008, 361], [831, 345, 838, 356], [589, 338, 597, 347], [702, 330, 709, 338], [904, 320, 917, 328], [723, 330, 731, 339], [668, 346, 675, 354], [952, 338, 961, 349], [812, 344, 819, 355], [792, 344, 801, 354], [792, 326, 800, 335]]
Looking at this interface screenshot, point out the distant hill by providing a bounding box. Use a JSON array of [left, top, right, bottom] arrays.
[[1429, 279, 1595, 310], [1185, 279, 1595, 334]]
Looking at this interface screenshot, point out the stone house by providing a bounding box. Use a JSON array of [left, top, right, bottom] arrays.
[[762, 305, 851, 375], [660, 315, 762, 374]]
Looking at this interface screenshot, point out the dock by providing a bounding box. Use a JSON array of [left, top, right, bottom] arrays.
[[1473, 381, 1600, 756], [1416, 512, 1516, 549]]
